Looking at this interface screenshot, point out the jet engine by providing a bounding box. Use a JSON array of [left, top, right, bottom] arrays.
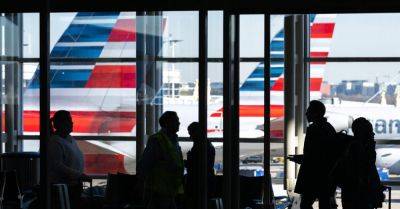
[[325, 112, 354, 132]]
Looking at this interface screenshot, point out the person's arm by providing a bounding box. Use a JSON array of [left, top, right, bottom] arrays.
[[48, 140, 82, 180], [303, 128, 312, 160], [185, 151, 192, 169], [208, 144, 216, 173], [137, 136, 159, 178]]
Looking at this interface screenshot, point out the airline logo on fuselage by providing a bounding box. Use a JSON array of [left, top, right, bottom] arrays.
[[370, 119, 400, 135]]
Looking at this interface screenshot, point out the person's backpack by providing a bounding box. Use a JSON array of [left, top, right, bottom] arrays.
[[328, 130, 355, 187]]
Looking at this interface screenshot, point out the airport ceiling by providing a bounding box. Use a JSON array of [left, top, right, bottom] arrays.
[[3, 0, 400, 13]]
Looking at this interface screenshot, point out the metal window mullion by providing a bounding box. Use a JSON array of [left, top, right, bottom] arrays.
[[17, 13, 23, 152], [198, 9, 208, 209], [302, 14, 311, 150], [223, 12, 232, 209], [146, 12, 156, 135], [233, 13, 240, 209], [222, 12, 231, 209], [154, 11, 163, 130], [39, 4, 50, 209], [136, 11, 146, 165], [223, 11, 240, 209], [2, 13, 23, 152], [295, 15, 306, 177], [283, 15, 296, 191], [4, 13, 15, 152], [263, 13, 273, 209]]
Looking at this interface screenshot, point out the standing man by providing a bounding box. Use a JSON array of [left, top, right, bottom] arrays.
[[138, 111, 184, 209], [295, 100, 337, 209]]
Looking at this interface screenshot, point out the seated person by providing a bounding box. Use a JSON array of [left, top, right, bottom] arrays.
[[48, 110, 87, 208]]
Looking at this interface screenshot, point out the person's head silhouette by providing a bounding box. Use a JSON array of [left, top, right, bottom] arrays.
[[352, 117, 374, 140], [159, 111, 180, 134], [187, 122, 201, 142], [306, 100, 326, 123], [52, 110, 73, 137]]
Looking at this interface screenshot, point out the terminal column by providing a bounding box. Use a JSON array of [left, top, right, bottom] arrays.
[[284, 15, 310, 192]]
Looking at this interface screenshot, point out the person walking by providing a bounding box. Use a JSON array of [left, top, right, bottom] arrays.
[[295, 100, 337, 209], [341, 117, 383, 209]]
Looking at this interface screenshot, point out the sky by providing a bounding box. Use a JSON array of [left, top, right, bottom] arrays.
[[325, 13, 400, 84], [20, 12, 400, 85]]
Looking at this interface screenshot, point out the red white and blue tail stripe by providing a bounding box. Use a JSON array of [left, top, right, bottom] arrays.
[[25, 12, 139, 134]]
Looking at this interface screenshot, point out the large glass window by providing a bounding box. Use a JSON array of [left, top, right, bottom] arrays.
[[307, 14, 400, 190], [23, 13, 39, 58], [161, 12, 199, 58], [49, 12, 137, 140], [0, 13, 34, 154], [158, 61, 199, 137], [311, 13, 400, 58], [47, 12, 138, 174]]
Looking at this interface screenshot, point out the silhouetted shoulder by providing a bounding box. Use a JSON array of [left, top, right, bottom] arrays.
[[309, 118, 335, 133]]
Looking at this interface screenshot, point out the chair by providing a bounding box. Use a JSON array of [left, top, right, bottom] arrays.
[[213, 175, 224, 199], [239, 176, 264, 209], [208, 198, 223, 209], [0, 170, 36, 209], [103, 173, 144, 209], [52, 184, 71, 209]]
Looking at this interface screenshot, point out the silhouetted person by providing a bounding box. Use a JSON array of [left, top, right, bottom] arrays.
[[341, 117, 382, 209], [138, 111, 184, 209], [48, 110, 87, 209], [295, 100, 337, 209], [185, 122, 216, 208]]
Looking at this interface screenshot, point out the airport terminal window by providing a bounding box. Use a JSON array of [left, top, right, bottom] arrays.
[[78, 140, 136, 175], [156, 62, 199, 137], [310, 13, 400, 58], [160, 11, 199, 58], [319, 62, 400, 131], [208, 11, 223, 58], [239, 62, 265, 139], [23, 139, 137, 175], [306, 14, 400, 190], [240, 15, 264, 58], [0, 13, 37, 154], [48, 12, 137, 137], [23, 62, 39, 135], [23, 13, 39, 58], [208, 62, 223, 139], [238, 15, 265, 139], [42, 11, 204, 175], [207, 62, 224, 173]]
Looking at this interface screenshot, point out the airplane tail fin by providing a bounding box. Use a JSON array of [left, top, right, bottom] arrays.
[[309, 14, 336, 99], [240, 14, 336, 101], [27, 12, 138, 90]]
